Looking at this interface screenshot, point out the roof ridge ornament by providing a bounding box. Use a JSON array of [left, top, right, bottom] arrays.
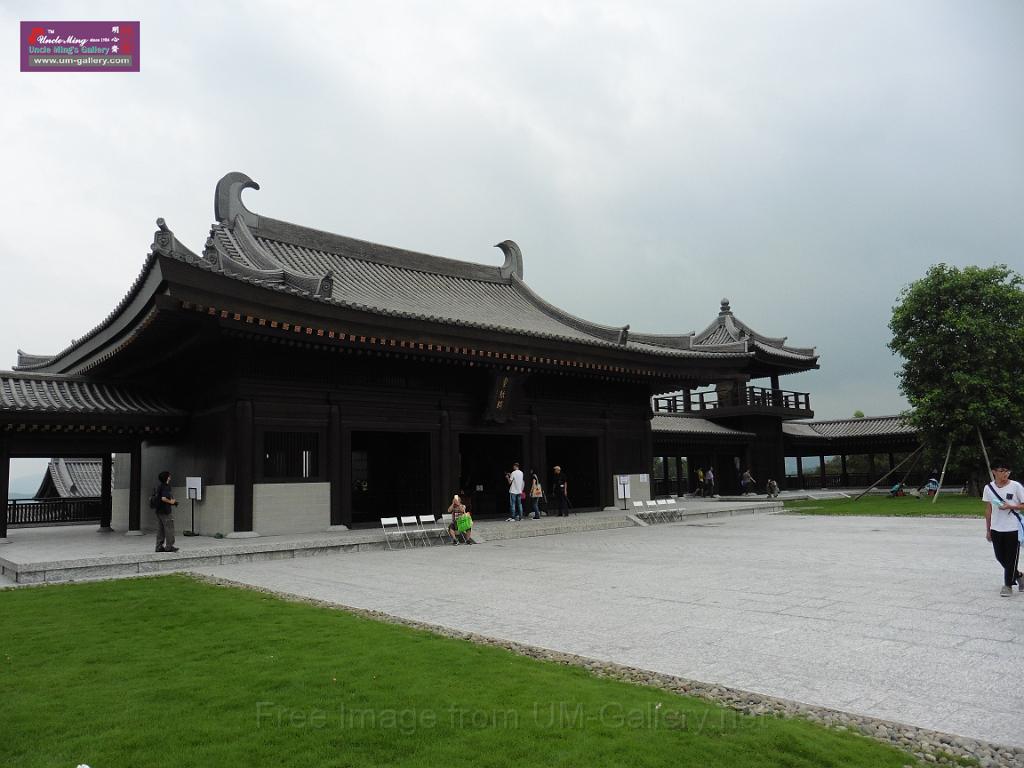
[[495, 240, 524, 280], [618, 325, 630, 345], [720, 298, 732, 315], [215, 172, 260, 228], [317, 271, 334, 299], [150, 218, 200, 264]]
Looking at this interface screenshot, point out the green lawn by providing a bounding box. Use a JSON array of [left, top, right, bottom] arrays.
[[0, 576, 920, 768], [784, 495, 985, 517]]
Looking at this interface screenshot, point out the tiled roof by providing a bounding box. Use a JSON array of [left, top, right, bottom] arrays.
[[651, 413, 755, 437], [692, 299, 817, 363], [0, 371, 183, 417], [35, 458, 102, 498], [783, 416, 916, 440], [15, 173, 815, 373], [193, 190, 751, 359]]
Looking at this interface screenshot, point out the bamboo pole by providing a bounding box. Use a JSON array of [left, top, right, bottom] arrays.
[[853, 444, 924, 501], [931, 439, 953, 504]]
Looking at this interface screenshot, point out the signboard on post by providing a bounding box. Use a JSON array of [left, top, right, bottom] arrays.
[[185, 477, 202, 501], [616, 475, 631, 500]]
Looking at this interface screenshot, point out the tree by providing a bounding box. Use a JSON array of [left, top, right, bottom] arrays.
[[889, 264, 1024, 477], [852, 410, 865, 418]]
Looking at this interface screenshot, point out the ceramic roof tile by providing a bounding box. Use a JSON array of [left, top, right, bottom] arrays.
[[0, 372, 182, 417], [651, 413, 755, 437]]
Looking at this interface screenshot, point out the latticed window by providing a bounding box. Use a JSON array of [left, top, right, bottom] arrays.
[[263, 431, 319, 480]]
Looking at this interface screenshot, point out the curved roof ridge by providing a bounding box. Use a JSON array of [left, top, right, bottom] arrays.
[[804, 414, 908, 425], [509, 274, 624, 344], [13, 249, 159, 372], [16, 350, 55, 368]]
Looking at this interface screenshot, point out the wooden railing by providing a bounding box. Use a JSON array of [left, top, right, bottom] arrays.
[[654, 386, 811, 414], [6, 498, 102, 527]]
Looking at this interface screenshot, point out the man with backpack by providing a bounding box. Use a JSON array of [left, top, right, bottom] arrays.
[[153, 470, 179, 553]]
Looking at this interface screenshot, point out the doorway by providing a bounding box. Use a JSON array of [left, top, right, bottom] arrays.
[[457, 434, 524, 519], [545, 436, 600, 509], [350, 431, 431, 525]]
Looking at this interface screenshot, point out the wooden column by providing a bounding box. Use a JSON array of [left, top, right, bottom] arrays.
[[888, 453, 895, 472], [530, 413, 544, 486], [340, 427, 353, 527], [233, 400, 254, 533], [439, 409, 451, 512], [796, 455, 804, 490], [641, 412, 653, 485], [819, 455, 827, 488], [329, 404, 343, 526], [868, 453, 876, 479], [128, 441, 142, 532], [682, 388, 692, 413], [99, 453, 113, 530], [0, 440, 9, 540], [840, 454, 849, 488], [599, 416, 611, 508]]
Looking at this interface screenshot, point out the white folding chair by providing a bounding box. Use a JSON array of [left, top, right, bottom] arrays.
[[631, 501, 644, 510], [419, 514, 447, 545], [644, 500, 660, 523], [381, 517, 404, 550], [400, 515, 423, 547]]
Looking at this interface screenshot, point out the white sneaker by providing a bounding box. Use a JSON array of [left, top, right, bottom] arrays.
[[1000, 585, 1013, 597], [505, 518, 514, 522]]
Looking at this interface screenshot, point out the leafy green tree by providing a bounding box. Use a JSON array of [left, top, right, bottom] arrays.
[[889, 264, 1024, 477], [852, 410, 865, 418]]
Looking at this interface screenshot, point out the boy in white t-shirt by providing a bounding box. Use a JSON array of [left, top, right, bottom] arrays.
[[981, 458, 1024, 597]]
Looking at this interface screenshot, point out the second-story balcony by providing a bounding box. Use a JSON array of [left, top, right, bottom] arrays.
[[654, 386, 812, 419]]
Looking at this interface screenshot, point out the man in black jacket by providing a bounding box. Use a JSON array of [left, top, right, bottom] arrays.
[[155, 470, 179, 553]]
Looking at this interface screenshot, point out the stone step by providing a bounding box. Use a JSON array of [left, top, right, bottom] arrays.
[[1, 503, 783, 584]]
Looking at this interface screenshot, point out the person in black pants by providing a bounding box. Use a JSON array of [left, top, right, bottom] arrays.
[[551, 465, 569, 517], [155, 470, 179, 553], [982, 458, 1024, 597]]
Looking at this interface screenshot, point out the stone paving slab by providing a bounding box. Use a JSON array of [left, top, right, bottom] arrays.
[[192, 514, 1024, 749]]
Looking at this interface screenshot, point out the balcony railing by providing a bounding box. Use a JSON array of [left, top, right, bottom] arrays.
[[6, 498, 102, 527], [654, 386, 811, 414]]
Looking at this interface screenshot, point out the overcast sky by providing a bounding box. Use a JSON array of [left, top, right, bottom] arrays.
[[3, 1, 1022, 484]]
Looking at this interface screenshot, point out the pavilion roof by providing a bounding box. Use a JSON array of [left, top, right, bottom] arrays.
[[691, 299, 818, 367], [34, 458, 102, 499], [651, 413, 755, 437], [783, 415, 915, 440], [15, 173, 801, 374], [0, 371, 183, 418]]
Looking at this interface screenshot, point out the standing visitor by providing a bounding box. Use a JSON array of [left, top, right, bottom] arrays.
[[696, 467, 705, 497], [982, 458, 1024, 596], [506, 462, 524, 521], [551, 465, 569, 517], [155, 470, 179, 553], [741, 468, 756, 495], [528, 470, 544, 519], [705, 466, 716, 498]]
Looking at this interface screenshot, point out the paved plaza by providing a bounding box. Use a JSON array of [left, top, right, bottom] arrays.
[[192, 513, 1024, 749]]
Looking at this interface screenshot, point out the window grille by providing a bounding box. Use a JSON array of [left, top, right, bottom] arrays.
[[263, 431, 319, 480]]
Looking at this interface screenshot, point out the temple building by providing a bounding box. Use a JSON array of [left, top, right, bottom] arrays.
[[2, 172, 830, 538]]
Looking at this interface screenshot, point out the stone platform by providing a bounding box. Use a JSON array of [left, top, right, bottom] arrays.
[[0, 499, 780, 584]]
